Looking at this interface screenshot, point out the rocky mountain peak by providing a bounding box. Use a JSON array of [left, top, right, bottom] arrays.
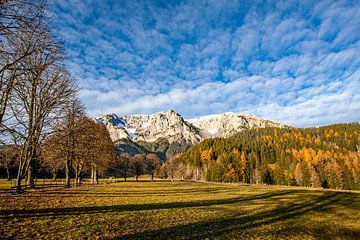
[[95, 109, 202, 144], [95, 110, 284, 142], [97, 113, 125, 127], [188, 112, 284, 138], [94, 110, 285, 158]]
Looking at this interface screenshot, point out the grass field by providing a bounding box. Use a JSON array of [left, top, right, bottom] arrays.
[[0, 181, 360, 239]]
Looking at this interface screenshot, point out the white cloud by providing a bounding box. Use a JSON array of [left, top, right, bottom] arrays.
[[51, 0, 360, 127]]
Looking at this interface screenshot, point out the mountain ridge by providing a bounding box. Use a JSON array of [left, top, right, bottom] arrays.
[[94, 109, 286, 158]]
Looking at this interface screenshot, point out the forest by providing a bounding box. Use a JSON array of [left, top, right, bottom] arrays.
[[166, 123, 360, 190]]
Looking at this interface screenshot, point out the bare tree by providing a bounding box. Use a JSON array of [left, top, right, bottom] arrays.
[[38, 97, 84, 187], [0, 145, 18, 180], [0, 0, 77, 192], [59, 98, 85, 187], [10, 37, 76, 191], [71, 117, 114, 186], [72, 117, 89, 186], [115, 152, 131, 181], [40, 131, 65, 181], [65, 99, 85, 186], [146, 153, 161, 181], [88, 122, 115, 184], [131, 154, 145, 182], [0, 0, 47, 125], [165, 158, 178, 182]]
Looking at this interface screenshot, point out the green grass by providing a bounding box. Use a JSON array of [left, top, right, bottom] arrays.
[[0, 181, 360, 239]]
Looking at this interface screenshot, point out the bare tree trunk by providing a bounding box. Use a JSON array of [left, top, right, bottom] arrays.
[[90, 165, 99, 184], [136, 175, 138, 182], [75, 162, 83, 186], [15, 172, 22, 193], [124, 169, 127, 182], [151, 173, 154, 181], [65, 160, 71, 187], [6, 166, 10, 181], [91, 164, 94, 184], [15, 144, 27, 192], [75, 169, 79, 186], [52, 171, 57, 181], [76, 175, 81, 186], [27, 159, 35, 188], [91, 165, 98, 185], [94, 167, 98, 184]]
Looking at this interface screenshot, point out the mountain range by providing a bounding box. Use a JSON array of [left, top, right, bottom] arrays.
[[94, 109, 284, 159]]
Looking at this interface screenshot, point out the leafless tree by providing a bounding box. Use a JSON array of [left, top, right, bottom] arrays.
[[88, 122, 115, 184], [71, 118, 114, 186], [59, 98, 85, 187], [131, 154, 146, 182], [165, 158, 178, 182], [0, 0, 47, 125], [115, 152, 131, 181], [0, 145, 18, 180], [40, 131, 65, 181], [0, 0, 77, 192], [146, 153, 161, 181], [9, 35, 76, 191]]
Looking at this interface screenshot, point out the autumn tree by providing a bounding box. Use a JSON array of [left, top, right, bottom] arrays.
[[40, 133, 65, 180], [73, 118, 114, 185], [114, 152, 131, 181], [62, 99, 85, 187], [240, 151, 250, 183], [88, 122, 115, 184], [131, 154, 146, 182], [294, 162, 303, 186], [176, 123, 360, 189], [165, 157, 178, 182], [200, 148, 213, 173], [146, 153, 161, 181], [40, 98, 85, 187]]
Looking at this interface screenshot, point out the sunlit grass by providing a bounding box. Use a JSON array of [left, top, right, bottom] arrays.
[[0, 175, 164, 190], [0, 181, 359, 239]]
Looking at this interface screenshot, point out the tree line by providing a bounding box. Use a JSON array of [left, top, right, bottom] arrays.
[[0, 1, 166, 191], [0, 0, 112, 191], [165, 123, 360, 190]]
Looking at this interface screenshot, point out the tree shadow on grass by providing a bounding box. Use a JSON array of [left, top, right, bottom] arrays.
[[113, 192, 360, 240], [40, 187, 236, 195], [0, 190, 299, 219], [1, 186, 243, 198]]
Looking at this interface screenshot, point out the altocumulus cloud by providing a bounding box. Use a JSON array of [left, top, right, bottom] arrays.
[[51, 0, 360, 127]]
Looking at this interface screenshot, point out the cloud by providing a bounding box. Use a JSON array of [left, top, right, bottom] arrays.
[[51, 0, 360, 127]]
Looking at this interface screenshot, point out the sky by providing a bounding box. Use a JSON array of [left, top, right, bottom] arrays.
[[51, 0, 360, 127]]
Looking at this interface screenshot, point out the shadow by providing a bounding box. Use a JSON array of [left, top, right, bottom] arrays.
[[3, 183, 240, 198], [34, 187, 236, 196], [112, 192, 359, 239], [0, 190, 298, 219]]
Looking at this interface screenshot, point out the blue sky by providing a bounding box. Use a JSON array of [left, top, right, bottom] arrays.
[[51, 0, 360, 127]]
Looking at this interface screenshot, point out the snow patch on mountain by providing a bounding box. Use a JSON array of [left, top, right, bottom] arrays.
[[95, 110, 285, 143]]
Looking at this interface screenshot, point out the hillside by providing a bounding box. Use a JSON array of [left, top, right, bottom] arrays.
[[169, 123, 360, 190]]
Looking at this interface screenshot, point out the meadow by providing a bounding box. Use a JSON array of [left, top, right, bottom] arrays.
[[0, 180, 360, 239]]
